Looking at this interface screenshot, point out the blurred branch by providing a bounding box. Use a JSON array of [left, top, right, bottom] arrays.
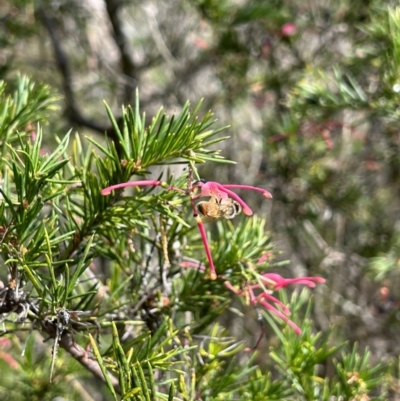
[[142, 3, 179, 69], [104, 0, 138, 103], [56, 329, 121, 393], [36, 7, 125, 154]]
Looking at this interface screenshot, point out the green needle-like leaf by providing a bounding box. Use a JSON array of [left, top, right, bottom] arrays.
[[89, 334, 119, 401]]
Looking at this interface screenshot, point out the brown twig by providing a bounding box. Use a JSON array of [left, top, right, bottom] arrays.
[[36, 307, 121, 393], [58, 331, 121, 393]]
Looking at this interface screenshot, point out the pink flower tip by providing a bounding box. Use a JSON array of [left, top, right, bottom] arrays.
[[243, 208, 253, 216], [101, 188, 112, 195], [263, 191, 273, 199]]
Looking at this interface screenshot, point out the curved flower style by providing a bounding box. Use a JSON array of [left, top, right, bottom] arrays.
[[101, 177, 326, 335], [101, 180, 185, 196], [225, 273, 325, 335], [195, 216, 217, 278], [257, 273, 326, 291]]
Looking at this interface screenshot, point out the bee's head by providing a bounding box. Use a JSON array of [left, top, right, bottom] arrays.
[[193, 179, 207, 186]]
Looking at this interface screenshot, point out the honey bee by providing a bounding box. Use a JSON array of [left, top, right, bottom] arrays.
[[196, 196, 242, 223]]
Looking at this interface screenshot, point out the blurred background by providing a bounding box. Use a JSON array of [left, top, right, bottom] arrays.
[[1, 0, 400, 378]]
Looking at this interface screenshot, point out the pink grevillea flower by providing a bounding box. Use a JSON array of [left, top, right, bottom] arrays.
[[192, 180, 272, 279], [225, 273, 325, 335], [191, 181, 272, 278], [101, 178, 272, 280], [192, 180, 272, 216]]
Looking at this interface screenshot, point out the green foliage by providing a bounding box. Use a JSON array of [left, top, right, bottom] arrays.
[[331, 344, 389, 400], [98, 93, 232, 171], [0, 76, 58, 144], [268, 291, 342, 400], [4, 0, 400, 399], [0, 76, 305, 400], [0, 334, 88, 401], [369, 235, 400, 280], [0, 74, 386, 400], [3, 0, 400, 393]]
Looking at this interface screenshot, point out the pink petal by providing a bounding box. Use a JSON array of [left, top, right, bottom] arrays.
[[222, 184, 273, 199], [212, 183, 253, 216], [258, 299, 302, 334], [197, 181, 229, 199], [249, 285, 301, 334], [257, 292, 291, 315], [261, 273, 325, 290], [247, 286, 291, 315]]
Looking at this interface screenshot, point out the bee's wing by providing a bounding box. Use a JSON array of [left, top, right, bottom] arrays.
[[220, 200, 242, 219]]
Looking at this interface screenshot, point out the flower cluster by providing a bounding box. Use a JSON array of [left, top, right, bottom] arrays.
[[101, 177, 325, 334]]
